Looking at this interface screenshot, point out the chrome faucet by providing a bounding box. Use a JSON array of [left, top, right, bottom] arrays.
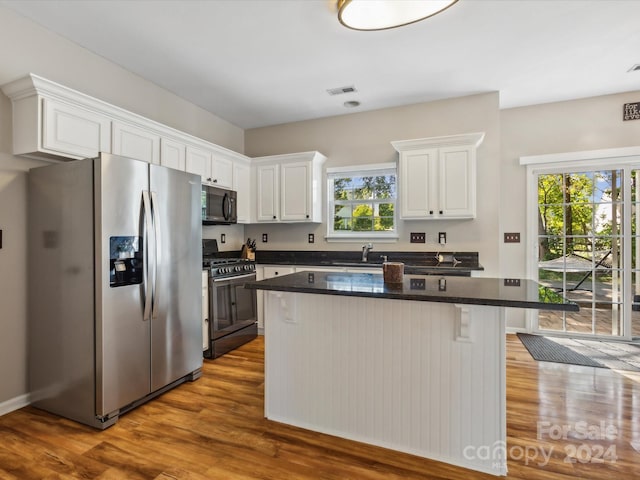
[[362, 243, 373, 262]]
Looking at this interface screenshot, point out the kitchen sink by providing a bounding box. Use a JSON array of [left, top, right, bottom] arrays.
[[329, 261, 383, 267]]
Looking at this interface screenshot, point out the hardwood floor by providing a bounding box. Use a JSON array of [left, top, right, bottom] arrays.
[[1, 335, 639, 479]]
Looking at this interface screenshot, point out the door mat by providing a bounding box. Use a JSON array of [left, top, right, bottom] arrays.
[[517, 333, 640, 372]]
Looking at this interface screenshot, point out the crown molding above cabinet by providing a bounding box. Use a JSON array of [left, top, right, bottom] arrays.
[[0, 73, 249, 169], [1, 73, 254, 222]]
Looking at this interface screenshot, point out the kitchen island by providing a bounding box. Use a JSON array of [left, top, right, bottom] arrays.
[[245, 272, 577, 476]]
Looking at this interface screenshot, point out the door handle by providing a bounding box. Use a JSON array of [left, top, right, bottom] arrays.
[[222, 193, 229, 221], [150, 191, 160, 319], [142, 190, 153, 321]]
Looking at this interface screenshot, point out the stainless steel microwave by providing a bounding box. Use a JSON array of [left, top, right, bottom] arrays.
[[202, 185, 237, 225]]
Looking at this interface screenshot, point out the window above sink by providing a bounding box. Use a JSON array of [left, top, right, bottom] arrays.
[[326, 162, 398, 242]]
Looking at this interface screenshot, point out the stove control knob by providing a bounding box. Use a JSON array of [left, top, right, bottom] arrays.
[[216, 268, 223, 274], [234, 266, 242, 272]]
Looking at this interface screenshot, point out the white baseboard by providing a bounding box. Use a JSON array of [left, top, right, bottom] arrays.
[[0, 393, 30, 417], [506, 326, 530, 335]]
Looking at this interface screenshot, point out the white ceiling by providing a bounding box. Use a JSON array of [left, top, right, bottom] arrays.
[[3, 0, 640, 129]]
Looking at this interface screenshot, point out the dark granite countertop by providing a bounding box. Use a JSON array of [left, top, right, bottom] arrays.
[[255, 250, 483, 275], [245, 271, 579, 312]]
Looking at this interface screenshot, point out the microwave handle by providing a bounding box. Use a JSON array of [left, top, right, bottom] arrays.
[[222, 193, 230, 221]]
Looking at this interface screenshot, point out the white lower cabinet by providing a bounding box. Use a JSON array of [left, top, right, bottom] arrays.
[[257, 266, 295, 332], [256, 265, 383, 332]]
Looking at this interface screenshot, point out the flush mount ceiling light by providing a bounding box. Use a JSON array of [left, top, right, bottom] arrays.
[[337, 0, 458, 31]]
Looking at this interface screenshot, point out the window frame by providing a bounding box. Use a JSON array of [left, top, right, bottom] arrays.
[[326, 162, 399, 242]]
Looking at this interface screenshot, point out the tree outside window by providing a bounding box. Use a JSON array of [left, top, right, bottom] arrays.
[[328, 165, 397, 238]]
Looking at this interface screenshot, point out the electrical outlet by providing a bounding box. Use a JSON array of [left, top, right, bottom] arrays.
[[503, 278, 521, 287], [308, 233, 314, 243], [410, 232, 425, 243], [220, 233, 226, 244], [504, 232, 520, 243], [438, 232, 446, 245], [262, 233, 268, 243]]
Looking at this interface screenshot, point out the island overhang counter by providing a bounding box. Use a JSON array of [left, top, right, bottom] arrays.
[[245, 272, 577, 476]]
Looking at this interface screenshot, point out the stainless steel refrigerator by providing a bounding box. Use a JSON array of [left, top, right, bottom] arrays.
[[28, 153, 202, 429]]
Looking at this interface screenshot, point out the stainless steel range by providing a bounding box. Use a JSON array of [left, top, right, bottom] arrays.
[[203, 240, 257, 359]]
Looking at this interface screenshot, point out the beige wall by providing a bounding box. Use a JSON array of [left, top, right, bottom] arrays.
[[245, 92, 502, 275], [0, 6, 244, 408], [500, 91, 640, 329]]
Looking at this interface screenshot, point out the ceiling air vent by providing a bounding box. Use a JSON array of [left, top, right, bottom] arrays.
[[327, 85, 357, 96], [628, 64, 640, 72]]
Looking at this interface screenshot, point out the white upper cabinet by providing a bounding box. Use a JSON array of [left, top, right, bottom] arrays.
[[42, 98, 111, 159], [256, 163, 279, 221], [281, 161, 312, 221], [159, 138, 186, 171], [112, 121, 160, 164], [438, 145, 476, 218], [185, 145, 212, 182], [211, 155, 233, 189], [252, 151, 326, 223], [392, 132, 484, 220], [233, 159, 251, 223]]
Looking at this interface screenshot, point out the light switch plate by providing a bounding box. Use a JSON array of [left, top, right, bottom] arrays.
[[220, 233, 226, 244], [504, 232, 521, 243], [410, 232, 425, 243]]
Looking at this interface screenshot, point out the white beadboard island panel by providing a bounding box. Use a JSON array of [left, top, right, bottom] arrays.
[[264, 291, 507, 476]]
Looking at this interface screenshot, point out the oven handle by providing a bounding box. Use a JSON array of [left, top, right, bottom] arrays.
[[213, 273, 256, 283]]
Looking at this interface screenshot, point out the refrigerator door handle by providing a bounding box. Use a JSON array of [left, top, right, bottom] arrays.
[[142, 190, 154, 321], [150, 190, 160, 319]]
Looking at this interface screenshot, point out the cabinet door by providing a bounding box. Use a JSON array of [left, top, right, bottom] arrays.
[[202, 270, 209, 351], [263, 266, 295, 278], [257, 164, 279, 221], [211, 156, 233, 188], [42, 98, 111, 159], [280, 161, 311, 221], [185, 146, 212, 182], [399, 148, 438, 219], [438, 145, 475, 218], [112, 121, 160, 164], [233, 161, 251, 223], [295, 266, 346, 273], [160, 138, 186, 171]]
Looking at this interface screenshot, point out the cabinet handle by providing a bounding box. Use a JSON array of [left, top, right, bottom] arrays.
[[429, 210, 433, 215], [306, 214, 309, 219], [273, 215, 276, 219], [439, 210, 443, 215], [213, 179, 218, 183], [207, 177, 212, 182]]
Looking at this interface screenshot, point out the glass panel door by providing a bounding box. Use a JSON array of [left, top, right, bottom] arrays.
[[536, 169, 626, 337]]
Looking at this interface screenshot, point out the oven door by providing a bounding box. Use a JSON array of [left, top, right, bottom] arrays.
[[209, 272, 257, 340]]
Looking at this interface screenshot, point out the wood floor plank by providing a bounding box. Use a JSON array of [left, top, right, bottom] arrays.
[[0, 334, 638, 479]]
